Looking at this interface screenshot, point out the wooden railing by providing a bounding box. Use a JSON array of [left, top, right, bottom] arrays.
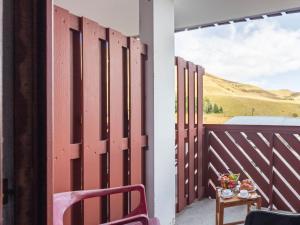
[[205, 124, 300, 213]]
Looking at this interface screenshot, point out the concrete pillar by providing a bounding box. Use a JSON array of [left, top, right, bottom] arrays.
[[139, 0, 176, 224]]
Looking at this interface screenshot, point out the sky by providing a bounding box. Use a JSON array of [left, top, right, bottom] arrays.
[[175, 13, 300, 92]]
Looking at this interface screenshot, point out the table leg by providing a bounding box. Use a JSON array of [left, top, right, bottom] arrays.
[[216, 191, 221, 225], [219, 204, 224, 225], [216, 199, 219, 225], [247, 203, 251, 213], [257, 197, 262, 209]]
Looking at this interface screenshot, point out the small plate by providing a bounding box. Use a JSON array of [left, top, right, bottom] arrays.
[[237, 193, 250, 199], [221, 192, 234, 199], [240, 186, 256, 193]]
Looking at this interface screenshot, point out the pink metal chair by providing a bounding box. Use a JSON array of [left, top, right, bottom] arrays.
[[53, 184, 160, 225]]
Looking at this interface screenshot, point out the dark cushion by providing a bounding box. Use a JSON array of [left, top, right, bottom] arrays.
[[245, 210, 300, 225]]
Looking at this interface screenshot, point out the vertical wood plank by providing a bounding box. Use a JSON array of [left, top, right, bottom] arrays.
[[197, 66, 204, 198], [176, 57, 187, 211], [188, 62, 196, 203], [53, 5, 71, 197], [53, 6, 71, 224], [129, 37, 143, 210], [108, 28, 124, 220], [82, 17, 103, 225]]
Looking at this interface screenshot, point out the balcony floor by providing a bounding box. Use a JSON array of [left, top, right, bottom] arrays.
[[175, 198, 248, 225]]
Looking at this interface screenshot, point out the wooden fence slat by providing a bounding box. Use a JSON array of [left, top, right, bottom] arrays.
[[274, 135, 300, 174], [108, 28, 125, 220], [273, 191, 291, 212], [54, 6, 72, 225], [82, 17, 107, 224], [129, 37, 143, 211], [223, 132, 270, 196], [176, 57, 187, 211], [229, 132, 269, 176], [273, 173, 300, 212], [207, 166, 220, 188], [245, 132, 270, 159], [208, 149, 229, 176], [187, 62, 196, 203], [277, 133, 300, 156], [273, 153, 300, 195], [197, 66, 205, 199], [209, 132, 247, 179]]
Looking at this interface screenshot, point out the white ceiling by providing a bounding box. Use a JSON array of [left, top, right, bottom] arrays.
[[175, 0, 300, 31], [54, 0, 300, 36]]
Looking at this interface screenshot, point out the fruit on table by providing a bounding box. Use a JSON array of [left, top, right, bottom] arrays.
[[240, 179, 254, 191], [219, 173, 240, 189]]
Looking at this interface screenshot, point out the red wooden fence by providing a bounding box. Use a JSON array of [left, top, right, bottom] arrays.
[[54, 6, 147, 224], [205, 124, 300, 213], [175, 57, 205, 212]]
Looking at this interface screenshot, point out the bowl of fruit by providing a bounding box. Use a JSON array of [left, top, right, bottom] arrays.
[[219, 173, 240, 190]]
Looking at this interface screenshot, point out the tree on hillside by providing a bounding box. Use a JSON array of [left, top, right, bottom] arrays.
[[292, 113, 298, 117], [204, 97, 224, 114], [203, 98, 212, 113], [213, 104, 219, 113], [251, 108, 255, 116], [219, 106, 223, 113]]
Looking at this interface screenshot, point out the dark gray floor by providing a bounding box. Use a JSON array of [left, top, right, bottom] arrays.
[[176, 198, 248, 225]]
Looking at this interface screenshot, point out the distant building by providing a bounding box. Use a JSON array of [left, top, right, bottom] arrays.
[[225, 116, 300, 126]]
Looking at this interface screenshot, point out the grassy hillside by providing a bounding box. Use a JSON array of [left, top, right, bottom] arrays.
[[204, 74, 300, 124]]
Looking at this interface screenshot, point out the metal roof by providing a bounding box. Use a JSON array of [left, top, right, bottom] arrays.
[[226, 116, 300, 126]]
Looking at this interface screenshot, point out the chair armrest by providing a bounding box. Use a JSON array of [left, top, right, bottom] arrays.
[[53, 184, 148, 224]]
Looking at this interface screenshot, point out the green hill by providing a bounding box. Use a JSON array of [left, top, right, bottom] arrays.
[[204, 74, 300, 124]]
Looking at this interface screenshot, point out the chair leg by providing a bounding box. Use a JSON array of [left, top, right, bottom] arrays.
[[257, 198, 262, 209]]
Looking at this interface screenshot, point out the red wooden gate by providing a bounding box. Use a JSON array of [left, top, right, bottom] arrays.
[[53, 6, 147, 224], [175, 57, 205, 212]]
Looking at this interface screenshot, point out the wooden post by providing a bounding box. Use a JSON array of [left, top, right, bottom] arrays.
[[14, 0, 50, 224], [108, 28, 125, 221]]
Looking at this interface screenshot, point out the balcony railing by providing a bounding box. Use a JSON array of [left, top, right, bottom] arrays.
[[205, 124, 300, 213]]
